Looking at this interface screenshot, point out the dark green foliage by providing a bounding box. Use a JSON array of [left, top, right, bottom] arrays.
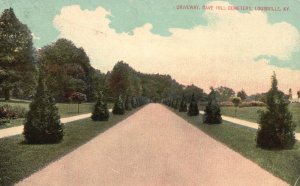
[[125, 96, 132, 111], [173, 99, 179, 109], [91, 92, 109, 121], [187, 94, 199, 116], [203, 88, 222, 124], [69, 92, 87, 114], [256, 73, 295, 149], [183, 84, 207, 102], [237, 90, 247, 101], [171, 99, 177, 109], [110, 61, 142, 98], [215, 86, 235, 102], [179, 95, 187, 112], [69, 92, 87, 103], [39, 39, 94, 102], [113, 96, 125, 115], [23, 71, 63, 144], [131, 97, 138, 108], [0, 8, 36, 100]]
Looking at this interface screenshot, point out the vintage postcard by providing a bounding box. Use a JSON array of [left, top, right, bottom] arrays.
[[0, 0, 299, 185]]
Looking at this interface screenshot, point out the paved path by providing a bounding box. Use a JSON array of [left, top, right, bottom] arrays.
[[0, 113, 92, 139], [17, 104, 287, 186], [199, 111, 300, 141]]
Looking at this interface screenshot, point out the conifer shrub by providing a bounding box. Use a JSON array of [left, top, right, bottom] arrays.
[[125, 96, 132, 111], [174, 99, 179, 109], [131, 97, 138, 108], [256, 73, 296, 149], [91, 92, 109, 121], [113, 96, 125, 115], [203, 88, 222, 124], [179, 95, 187, 112], [23, 71, 63, 144], [187, 93, 199, 116]]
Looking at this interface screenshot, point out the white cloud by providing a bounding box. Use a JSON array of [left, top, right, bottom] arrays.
[[53, 2, 300, 95]]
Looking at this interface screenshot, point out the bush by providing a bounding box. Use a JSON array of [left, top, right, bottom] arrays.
[[23, 71, 64, 144], [131, 97, 138, 108], [113, 96, 125, 115], [187, 94, 199, 116], [91, 92, 109, 121], [203, 88, 222, 124], [179, 95, 187, 112], [220, 101, 266, 107], [0, 104, 16, 119], [125, 96, 132, 111], [12, 105, 28, 118], [172, 99, 178, 109], [256, 73, 295, 149], [240, 101, 266, 107]]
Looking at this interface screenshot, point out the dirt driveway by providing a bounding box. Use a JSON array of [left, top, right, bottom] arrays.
[[17, 104, 287, 186]]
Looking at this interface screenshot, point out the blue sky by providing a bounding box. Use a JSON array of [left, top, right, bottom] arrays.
[[1, 0, 300, 93]]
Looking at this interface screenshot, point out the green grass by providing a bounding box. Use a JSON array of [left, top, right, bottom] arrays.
[[0, 100, 112, 129], [0, 107, 141, 186], [171, 109, 300, 185], [220, 103, 300, 132], [0, 100, 95, 117]]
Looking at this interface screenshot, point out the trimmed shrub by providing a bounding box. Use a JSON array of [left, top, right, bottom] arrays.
[[69, 92, 87, 114], [91, 92, 109, 121], [125, 96, 132, 111], [179, 95, 187, 112], [187, 94, 199, 116], [256, 73, 295, 149], [231, 96, 241, 117], [203, 88, 222, 124], [113, 96, 125, 115], [131, 97, 138, 108], [23, 71, 64, 144]]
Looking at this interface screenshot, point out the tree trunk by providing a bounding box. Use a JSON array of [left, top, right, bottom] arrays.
[[235, 107, 237, 117], [4, 88, 10, 101]]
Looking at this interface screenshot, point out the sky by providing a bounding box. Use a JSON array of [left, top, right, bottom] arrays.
[[1, 0, 300, 96]]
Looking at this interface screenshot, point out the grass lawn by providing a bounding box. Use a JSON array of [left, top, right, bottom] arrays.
[[171, 108, 300, 185], [0, 100, 114, 129], [0, 107, 142, 185], [219, 103, 300, 132]]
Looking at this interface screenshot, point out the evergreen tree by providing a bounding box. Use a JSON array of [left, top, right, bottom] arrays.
[[131, 97, 138, 108], [256, 72, 295, 149], [187, 93, 199, 116], [113, 96, 125, 115], [91, 92, 109, 121], [174, 99, 179, 109], [203, 88, 222, 124], [23, 70, 63, 144], [125, 95, 132, 111], [179, 95, 187, 112]]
